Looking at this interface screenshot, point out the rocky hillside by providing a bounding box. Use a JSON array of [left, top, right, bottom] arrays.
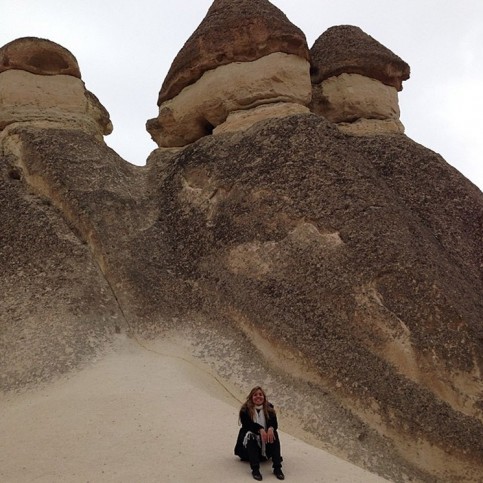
[[1, 1, 482, 482]]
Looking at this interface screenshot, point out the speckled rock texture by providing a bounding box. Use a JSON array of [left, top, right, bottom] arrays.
[[0, 37, 81, 77], [0, 137, 122, 390], [143, 115, 483, 482], [2, 112, 483, 482], [158, 0, 309, 105], [310, 26, 410, 91]]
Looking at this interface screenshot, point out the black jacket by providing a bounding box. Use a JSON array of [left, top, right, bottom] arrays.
[[234, 404, 279, 459]]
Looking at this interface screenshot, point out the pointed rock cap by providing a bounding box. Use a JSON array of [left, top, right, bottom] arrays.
[[310, 26, 409, 91], [0, 37, 81, 78], [158, 0, 309, 105]]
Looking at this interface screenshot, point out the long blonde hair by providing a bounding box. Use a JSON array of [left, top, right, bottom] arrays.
[[240, 386, 275, 422]]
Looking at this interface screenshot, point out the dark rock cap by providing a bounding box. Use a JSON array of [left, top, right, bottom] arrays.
[[157, 0, 309, 105], [310, 26, 410, 91], [0, 37, 81, 78]]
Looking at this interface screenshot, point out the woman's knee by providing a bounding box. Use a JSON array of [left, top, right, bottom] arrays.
[[246, 438, 260, 451]]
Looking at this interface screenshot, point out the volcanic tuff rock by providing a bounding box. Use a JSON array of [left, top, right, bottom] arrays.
[[310, 26, 409, 135], [2, 3, 483, 483], [4, 112, 482, 482], [147, 0, 311, 147], [0, 37, 111, 138], [143, 115, 483, 482]]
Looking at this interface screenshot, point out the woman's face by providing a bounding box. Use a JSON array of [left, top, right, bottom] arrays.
[[251, 389, 265, 406]]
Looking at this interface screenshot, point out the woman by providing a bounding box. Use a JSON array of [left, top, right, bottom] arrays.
[[234, 386, 285, 480]]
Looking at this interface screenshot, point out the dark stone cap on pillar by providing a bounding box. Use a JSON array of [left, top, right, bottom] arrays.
[[157, 0, 309, 105], [0, 37, 81, 78], [310, 25, 410, 91]]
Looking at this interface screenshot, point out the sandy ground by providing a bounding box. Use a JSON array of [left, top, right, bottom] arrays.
[[0, 335, 388, 483]]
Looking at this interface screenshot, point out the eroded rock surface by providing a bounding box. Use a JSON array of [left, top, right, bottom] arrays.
[[3, 110, 483, 483], [315, 73, 401, 122], [142, 115, 483, 482], [0, 135, 122, 389]]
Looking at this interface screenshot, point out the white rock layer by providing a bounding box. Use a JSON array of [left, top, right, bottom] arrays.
[[312, 73, 404, 135], [148, 52, 312, 147], [0, 70, 112, 138], [337, 118, 404, 136], [213, 102, 310, 135]]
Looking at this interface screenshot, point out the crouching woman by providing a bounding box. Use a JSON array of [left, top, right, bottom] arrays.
[[234, 386, 285, 480]]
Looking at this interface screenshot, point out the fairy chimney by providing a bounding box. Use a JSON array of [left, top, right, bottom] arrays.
[[146, 0, 312, 148], [310, 26, 410, 135], [0, 37, 112, 139]]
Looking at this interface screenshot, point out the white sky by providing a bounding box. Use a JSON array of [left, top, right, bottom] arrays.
[[2, 0, 483, 191]]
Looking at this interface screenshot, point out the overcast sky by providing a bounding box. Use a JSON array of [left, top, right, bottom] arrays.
[[3, 0, 483, 190]]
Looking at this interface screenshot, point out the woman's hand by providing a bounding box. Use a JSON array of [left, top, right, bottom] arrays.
[[266, 427, 276, 443], [260, 427, 276, 443]]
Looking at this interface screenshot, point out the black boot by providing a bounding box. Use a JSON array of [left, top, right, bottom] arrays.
[[252, 467, 263, 481], [273, 467, 285, 480]]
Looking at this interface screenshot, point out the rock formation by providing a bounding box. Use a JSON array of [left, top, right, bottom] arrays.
[[0, 37, 112, 139], [1, 2, 483, 483], [310, 26, 410, 135], [146, 0, 311, 147]]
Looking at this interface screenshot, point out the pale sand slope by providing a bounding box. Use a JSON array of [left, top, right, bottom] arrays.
[[0, 335, 388, 483]]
